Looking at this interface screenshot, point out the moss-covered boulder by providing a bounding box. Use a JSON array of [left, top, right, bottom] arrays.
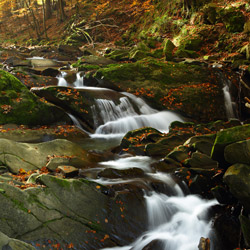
[[0, 174, 147, 249], [211, 124, 250, 164], [163, 39, 176, 60], [224, 163, 250, 212], [218, 7, 245, 33], [92, 58, 227, 122], [224, 139, 250, 165], [0, 70, 70, 126]]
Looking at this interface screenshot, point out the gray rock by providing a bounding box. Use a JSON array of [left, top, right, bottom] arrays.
[[0, 231, 35, 250], [0, 174, 147, 249], [224, 139, 250, 165], [0, 139, 92, 173], [185, 152, 218, 169], [224, 163, 250, 211]]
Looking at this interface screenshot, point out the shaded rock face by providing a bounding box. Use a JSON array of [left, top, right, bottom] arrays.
[[0, 174, 147, 250], [0, 70, 71, 126], [0, 139, 94, 173]]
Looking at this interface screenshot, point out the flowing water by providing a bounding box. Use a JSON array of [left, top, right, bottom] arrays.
[[58, 72, 218, 250]]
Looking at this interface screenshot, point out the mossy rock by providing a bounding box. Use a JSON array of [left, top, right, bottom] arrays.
[[121, 127, 163, 149], [105, 49, 130, 61], [174, 48, 199, 58], [211, 124, 250, 164], [224, 139, 250, 165], [0, 70, 70, 126], [163, 39, 176, 60], [218, 7, 245, 33], [202, 3, 218, 24], [224, 163, 250, 212], [93, 58, 227, 123]]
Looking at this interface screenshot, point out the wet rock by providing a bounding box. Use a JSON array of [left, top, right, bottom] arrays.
[[184, 152, 218, 169], [57, 165, 79, 177], [211, 124, 250, 165], [151, 158, 182, 173], [46, 156, 91, 171], [213, 209, 241, 250], [0, 138, 93, 173], [167, 145, 190, 163], [41, 68, 60, 77], [121, 127, 163, 149], [0, 174, 147, 249], [211, 185, 236, 205], [0, 70, 70, 126], [4, 56, 31, 67], [97, 167, 144, 179], [223, 163, 250, 211], [0, 125, 88, 143], [192, 140, 214, 156], [146, 134, 192, 157], [30, 58, 61, 68], [224, 139, 250, 165]]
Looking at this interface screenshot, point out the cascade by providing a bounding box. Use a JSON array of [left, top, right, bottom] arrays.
[[92, 158, 218, 250], [58, 71, 218, 250]]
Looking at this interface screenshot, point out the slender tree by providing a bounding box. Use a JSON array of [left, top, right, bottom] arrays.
[[45, 0, 52, 19]]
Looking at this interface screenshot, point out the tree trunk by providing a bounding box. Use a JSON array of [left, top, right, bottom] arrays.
[[42, 0, 48, 39], [45, 0, 52, 20], [57, 0, 66, 22]]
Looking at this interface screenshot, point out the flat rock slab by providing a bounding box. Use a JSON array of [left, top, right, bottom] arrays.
[[0, 138, 93, 173], [0, 174, 147, 249]]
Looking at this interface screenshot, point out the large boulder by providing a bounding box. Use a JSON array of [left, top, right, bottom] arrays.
[[223, 163, 250, 211], [0, 174, 147, 249], [0, 70, 70, 126], [224, 139, 250, 165], [211, 124, 250, 165], [0, 138, 94, 173]]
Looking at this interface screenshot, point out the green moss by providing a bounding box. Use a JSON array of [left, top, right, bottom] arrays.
[[0, 70, 69, 126]]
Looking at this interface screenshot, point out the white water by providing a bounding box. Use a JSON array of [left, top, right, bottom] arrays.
[[223, 84, 236, 118], [56, 70, 218, 250], [57, 72, 84, 87], [57, 71, 68, 86], [99, 158, 217, 250]]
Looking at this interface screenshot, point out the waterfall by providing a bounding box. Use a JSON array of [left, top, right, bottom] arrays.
[[223, 84, 236, 119], [98, 168, 217, 250], [93, 96, 184, 137], [57, 72, 84, 87], [56, 69, 218, 250], [57, 71, 68, 87], [74, 72, 84, 87]]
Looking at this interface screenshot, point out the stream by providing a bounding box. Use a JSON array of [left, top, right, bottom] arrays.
[[55, 72, 219, 250]]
